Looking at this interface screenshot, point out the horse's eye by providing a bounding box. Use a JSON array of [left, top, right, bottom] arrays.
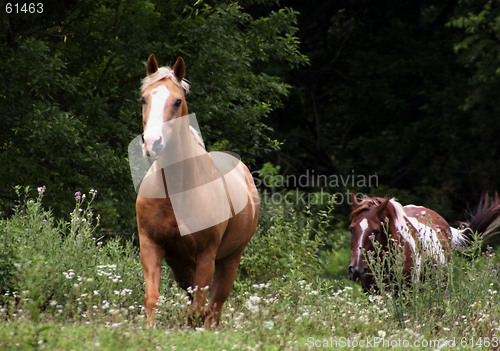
[[140, 97, 146, 104], [174, 98, 182, 107], [348, 225, 354, 233]]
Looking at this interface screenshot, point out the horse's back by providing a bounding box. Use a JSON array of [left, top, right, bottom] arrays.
[[403, 205, 450, 230]]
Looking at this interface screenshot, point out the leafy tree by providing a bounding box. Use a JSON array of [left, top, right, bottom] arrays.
[[0, 0, 308, 233], [268, 0, 500, 219], [448, 0, 500, 196]]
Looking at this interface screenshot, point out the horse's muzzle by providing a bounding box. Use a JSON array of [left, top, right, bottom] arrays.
[[142, 135, 164, 158], [348, 265, 368, 281]]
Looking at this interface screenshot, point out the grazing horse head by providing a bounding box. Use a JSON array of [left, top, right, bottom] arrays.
[[140, 54, 189, 158], [348, 194, 390, 289]]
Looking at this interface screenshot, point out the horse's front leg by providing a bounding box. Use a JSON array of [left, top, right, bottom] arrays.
[[188, 250, 216, 327], [206, 249, 244, 326], [139, 235, 165, 326]]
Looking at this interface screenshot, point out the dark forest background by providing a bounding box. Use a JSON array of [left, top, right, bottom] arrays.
[[1, 0, 499, 233]]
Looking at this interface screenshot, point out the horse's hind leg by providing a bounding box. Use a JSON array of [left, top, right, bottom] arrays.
[[206, 249, 245, 327], [139, 236, 165, 326]]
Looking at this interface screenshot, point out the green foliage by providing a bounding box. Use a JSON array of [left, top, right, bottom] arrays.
[[0, 0, 307, 233], [268, 0, 500, 220], [0, 187, 143, 321], [321, 232, 351, 281], [160, 2, 308, 159], [0, 186, 336, 325], [255, 162, 281, 191], [0, 189, 499, 349], [449, 0, 500, 101], [0, 225, 18, 296], [237, 198, 326, 284]]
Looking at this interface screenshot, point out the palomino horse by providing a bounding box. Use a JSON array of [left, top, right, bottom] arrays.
[[348, 192, 500, 291], [135, 54, 259, 326]]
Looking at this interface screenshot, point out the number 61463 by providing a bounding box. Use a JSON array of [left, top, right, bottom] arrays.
[[6, 3, 44, 14]]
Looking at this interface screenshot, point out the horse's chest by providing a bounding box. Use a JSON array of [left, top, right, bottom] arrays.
[[138, 203, 179, 238]]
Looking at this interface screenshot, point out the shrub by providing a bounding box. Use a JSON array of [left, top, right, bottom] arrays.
[[237, 193, 333, 285], [0, 187, 144, 323]]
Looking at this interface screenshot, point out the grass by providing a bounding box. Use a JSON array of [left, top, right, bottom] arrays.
[[0, 187, 499, 350]]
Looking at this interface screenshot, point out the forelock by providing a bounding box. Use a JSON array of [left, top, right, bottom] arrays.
[[141, 66, 190, 94], [350, 196, 385, 220]]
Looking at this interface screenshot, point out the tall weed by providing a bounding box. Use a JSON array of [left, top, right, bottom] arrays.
[[363, 223, 499, 335], [0, 187, 144, 323], [237, 194, 334, 285]]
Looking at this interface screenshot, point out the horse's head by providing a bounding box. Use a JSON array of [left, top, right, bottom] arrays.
[[348, 193, 392, 289], [140, 54, 189, 158]]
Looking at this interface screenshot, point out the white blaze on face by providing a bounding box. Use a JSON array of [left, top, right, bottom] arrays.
[[356, 218, 369, 265], [143, 85, 170, 156]]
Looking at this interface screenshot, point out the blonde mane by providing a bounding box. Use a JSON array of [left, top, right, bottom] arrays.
[[141, 66, 190, 93]]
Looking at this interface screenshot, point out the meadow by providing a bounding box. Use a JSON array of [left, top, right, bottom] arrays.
[[0, 187, 498, 350]]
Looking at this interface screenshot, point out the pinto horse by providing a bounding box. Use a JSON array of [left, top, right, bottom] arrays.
[[136, 54, 259, 326], [348, 193, 500, 291]]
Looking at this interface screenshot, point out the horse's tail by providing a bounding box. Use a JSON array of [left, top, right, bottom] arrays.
[[457, 192, 500, 247]]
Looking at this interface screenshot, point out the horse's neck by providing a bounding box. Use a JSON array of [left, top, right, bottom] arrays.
[[387, 200, 419, 253], [139, 116, 209, 199], [139, 165, 169, 198], [150, 140, 210, 198]]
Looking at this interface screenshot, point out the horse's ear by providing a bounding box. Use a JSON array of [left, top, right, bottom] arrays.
[[376, 198, 391, 220], [173, 57, 185, 82], [146, 54, 159, 76], [351, 192, 361, 210]]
